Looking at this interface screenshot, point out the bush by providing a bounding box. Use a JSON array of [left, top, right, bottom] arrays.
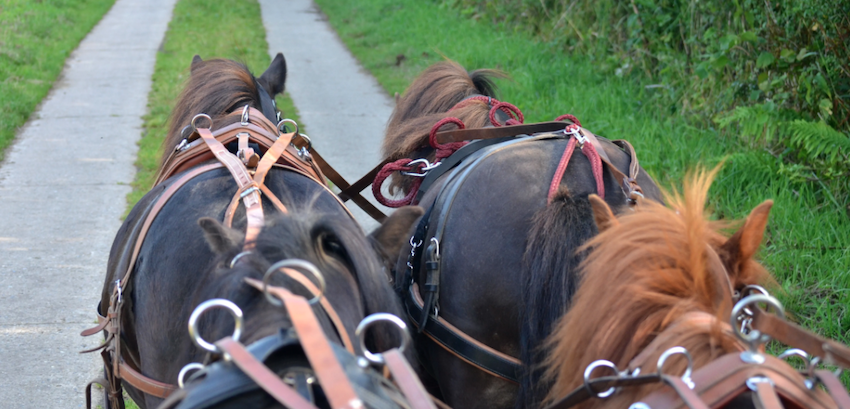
[[437, 0, 850, 205]]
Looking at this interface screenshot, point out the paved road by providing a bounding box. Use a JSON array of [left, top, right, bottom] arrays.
[[259, 0, 395, 231], [0, 0, 176, 407], [0, 0, 395, 407]]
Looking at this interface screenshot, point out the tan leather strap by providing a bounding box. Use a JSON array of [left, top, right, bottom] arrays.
[[307, 147, 388, 222], [254, 131, 295, 186], [661, 374, 710, 409], [244, 277, 355, 355], [216, 337, 319, 409], [751, 307, 850, 368], [118, 359, 177, 398], [815, 370, 850, 409], [753, 379, 784, 409], [257, 280, 363, 409], [384, 349, 438, 409], [197, 127, 264, 246]]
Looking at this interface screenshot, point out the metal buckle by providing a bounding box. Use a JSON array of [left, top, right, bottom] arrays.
[[400, 158, 440, 177], [240, 105, 250, 126]]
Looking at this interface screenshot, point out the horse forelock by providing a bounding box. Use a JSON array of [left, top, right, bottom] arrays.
[[383, 61, 505, 194], [160, 59, 264, 171], [542, 167, 772, 407], [191, 206, 404, 349]]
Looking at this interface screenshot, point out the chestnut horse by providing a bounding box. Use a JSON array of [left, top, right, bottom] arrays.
[[543, 167, 775, 408], [379, 61, 663, 409], [92, 55, 421, 408]]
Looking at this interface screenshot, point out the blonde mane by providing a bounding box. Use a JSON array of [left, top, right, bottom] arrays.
[[543, 167, 774, 408]]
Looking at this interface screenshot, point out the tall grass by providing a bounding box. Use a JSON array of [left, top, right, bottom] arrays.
[[314, 0, 849, 349], [0, 0, 116, 162]]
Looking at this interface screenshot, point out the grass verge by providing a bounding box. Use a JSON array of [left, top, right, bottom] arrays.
[[128, 0, 302, 210], [314, 0, 849, 349], [0, 0, 117, 162]]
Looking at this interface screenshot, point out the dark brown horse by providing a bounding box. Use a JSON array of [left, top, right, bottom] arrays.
[[379, 61, 663, 409], [93, 55, 421, 408], [542, 167, 775, 408]]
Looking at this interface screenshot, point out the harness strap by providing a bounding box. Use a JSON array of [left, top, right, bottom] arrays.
[[815, 370, 850, 409], [216, 337, 319, 409], [751, 307, 850, 368], [406, 284, 521, 383], [383, 349, 438, 409], [197, 127, 264, 246], [542, 374, 663, 409], [660, 374, 709, 409], [118, 358, 177, 398], [753, 379, 784, 409], [256, 279, 363, 409], [243, 276, 355, 355]]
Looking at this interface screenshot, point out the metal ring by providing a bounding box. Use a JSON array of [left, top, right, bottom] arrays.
[[355, 313, 412, 365], [188, 299, 244, 353], [263, 259, 326, 306], [657, 346, 694, 388], [277, 118, 299, 135], [241, 105, 250, 126], [191, 113, 212, 131], [298, 134, 312, 151], [730, 294, 785, 346], [178, 363, 205, 388], [583, 360, 619, 398], [230, 251, 252, 268], [777, 348, 810, 366]]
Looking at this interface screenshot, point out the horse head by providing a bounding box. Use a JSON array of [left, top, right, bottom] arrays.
[[542, 166, 776, 408]]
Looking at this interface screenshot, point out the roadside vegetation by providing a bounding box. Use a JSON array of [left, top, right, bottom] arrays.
[[128, 0, 302, 209], [313, 0, 849, 355], [0, 0, 116, 162]]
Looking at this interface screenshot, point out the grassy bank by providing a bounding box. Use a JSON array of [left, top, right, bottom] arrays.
[[314, 0, 849, 347], [0, 0, 117, 162], [128, 0, 302, 209]]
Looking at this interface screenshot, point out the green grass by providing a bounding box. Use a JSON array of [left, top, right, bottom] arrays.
[[313, 0, 850, 348], [0, 0, 117, 162], [128, 0, 303, 210]]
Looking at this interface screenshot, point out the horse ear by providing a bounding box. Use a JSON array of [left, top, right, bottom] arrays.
[[588, 194, 618, 232], [258, 52, 287, 96], [198, 217, 244, 254], [368, 206, 425, 264], [190, 55, 203, 73], [721, 200, 773, 266]]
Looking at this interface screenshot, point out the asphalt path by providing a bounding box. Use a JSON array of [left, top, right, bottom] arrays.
[[0, 0, 176, 407], [259, 0, 395, 231], [0, 0, 394, 407]]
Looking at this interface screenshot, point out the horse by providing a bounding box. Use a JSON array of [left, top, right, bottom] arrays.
[[542, 166, 777, 408], [87, 54, 422, 409], [377, 61, 663, 409]]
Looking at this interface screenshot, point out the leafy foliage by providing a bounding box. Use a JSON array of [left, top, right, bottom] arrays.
[[436, 0, 850, 203]]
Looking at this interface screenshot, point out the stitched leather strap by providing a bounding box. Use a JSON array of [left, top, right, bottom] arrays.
[[118, 359, 177, 398], [815, 370, 850, 409], [751, 307, 850, 368], [216, 337, 319, 409], [255, 279, 363, 409], [243, 277, 355, 355], [543, 374, 662, 409], [753, 379, 784, 409], [384, 349, 438, 409], [405, 284, 521, 383]]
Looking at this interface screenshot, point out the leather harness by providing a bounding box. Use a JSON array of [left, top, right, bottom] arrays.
[[80, 107, 346, 408], [388, 121, 646, 384]]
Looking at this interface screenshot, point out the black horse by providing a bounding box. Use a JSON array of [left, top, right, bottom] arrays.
[[378, 61, 663, 409], [92, 55, 422, 408]]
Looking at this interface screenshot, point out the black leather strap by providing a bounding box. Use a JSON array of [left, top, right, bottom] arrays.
[[404, 285, 521, 383]]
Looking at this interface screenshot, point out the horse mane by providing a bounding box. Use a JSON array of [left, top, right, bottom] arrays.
[[194, 202, 406, 349], [542, 167, 773, 408], [383, 60, 504, 194], [161, 59, 268, 171]]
